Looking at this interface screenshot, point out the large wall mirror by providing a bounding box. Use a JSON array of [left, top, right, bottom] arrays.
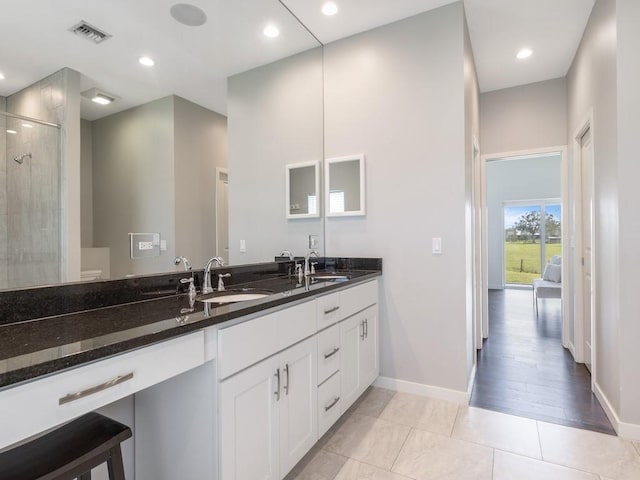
[[0, 0, 324, 290]]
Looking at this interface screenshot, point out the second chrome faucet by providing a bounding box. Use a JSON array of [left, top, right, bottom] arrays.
[[202, 256, 225, 294]]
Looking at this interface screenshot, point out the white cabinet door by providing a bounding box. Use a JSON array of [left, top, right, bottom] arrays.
[[340, 313, 364, 409], [220, 356, 280, 480], [279, 336, 318, 477], [360, 305, 379, 387]]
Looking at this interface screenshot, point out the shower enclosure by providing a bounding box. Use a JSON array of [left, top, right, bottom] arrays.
[[1, 109, 62, 289]]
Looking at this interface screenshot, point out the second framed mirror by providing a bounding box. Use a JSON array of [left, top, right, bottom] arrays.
[[325, 154, 366, 217], [286, 160, 320, 219]]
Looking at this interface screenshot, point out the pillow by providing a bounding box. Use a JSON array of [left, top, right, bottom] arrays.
[[549, 255, 562, 265], [542, 263, 561, 283]]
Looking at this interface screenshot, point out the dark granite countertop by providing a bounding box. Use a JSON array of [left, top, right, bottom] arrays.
[[0, 266, 381, 390]]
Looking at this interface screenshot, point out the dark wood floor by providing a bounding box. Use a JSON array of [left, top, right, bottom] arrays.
[[470, 288, 615, 435]]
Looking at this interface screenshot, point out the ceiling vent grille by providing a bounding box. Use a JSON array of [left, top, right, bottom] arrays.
[[69, 21, 111, 44]]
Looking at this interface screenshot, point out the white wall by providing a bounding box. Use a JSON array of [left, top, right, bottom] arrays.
[[480, 78, 567, 155], [80, 119, 93, 248], [174, 96, 228, 267], [486, 155, 561, 288], [616, 0, 640, 428], [227, 47, 324, 264], [324, 3, 474, 394], [567, 0, 620, 417], [91, 96, 176, 278]]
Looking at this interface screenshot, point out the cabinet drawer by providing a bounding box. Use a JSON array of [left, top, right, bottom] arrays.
[[0, 331, 205, 450], [316, 292, 341, 330], [316, 324, 340, 385], [317, 373, 341, 437], [218, 301, 316, 380], [340, 280, 378, 319]]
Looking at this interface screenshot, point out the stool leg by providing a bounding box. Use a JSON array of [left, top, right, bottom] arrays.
[[106, 445, 126, 480]]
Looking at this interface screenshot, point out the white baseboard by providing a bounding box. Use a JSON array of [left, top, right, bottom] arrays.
[[567, 340, 576, 359], [373, 376, 470, 404], [594, 381, 640, 440]]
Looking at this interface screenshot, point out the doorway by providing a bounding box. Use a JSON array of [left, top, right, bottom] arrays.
[[472, 147, 613, 434], [216, 167, 229, 264]]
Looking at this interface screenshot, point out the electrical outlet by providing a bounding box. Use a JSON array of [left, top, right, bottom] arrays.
[[138, 241, 153, 251], [309, 235, 319, 249], [240, 239, 246, 253]]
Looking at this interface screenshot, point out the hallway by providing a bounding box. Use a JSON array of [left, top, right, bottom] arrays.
[[471, 288, 615, 435]]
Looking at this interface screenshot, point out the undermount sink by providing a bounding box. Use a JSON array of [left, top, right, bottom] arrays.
[[197, 289, 273, 304]]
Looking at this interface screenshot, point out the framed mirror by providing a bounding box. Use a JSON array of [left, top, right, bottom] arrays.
[[325, 154, 366, 217], [286, 161, 320, 219]]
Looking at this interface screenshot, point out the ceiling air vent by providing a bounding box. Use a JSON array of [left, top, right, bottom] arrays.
[[69, 21, 111, 44]]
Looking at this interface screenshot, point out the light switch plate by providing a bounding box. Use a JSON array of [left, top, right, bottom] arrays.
[[309, 235, 319, 249], [240, 239, 246, 253], [432, 237, 442, 255]]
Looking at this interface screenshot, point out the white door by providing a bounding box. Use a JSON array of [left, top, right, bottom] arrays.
[[580, 128, 594, 371], [340, 313, 364, 408], [359, 305, 379, 387], [279, 336, 318, 477], [219, 356, 279, 480]]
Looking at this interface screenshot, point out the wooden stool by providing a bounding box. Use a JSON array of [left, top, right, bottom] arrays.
[[0, 412, 132, 480]]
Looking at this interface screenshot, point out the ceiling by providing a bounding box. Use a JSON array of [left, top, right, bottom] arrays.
[[0, 0, 595, 120]]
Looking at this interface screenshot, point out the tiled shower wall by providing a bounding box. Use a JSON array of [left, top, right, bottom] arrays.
[[0, 97, 6, 289], [4, 70, 64, 289]]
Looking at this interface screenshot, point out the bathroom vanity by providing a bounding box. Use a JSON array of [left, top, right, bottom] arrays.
[[0, 259, 381, 480]]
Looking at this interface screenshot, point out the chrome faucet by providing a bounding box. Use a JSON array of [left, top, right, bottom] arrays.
[[218, 273, 232, 291], [304, 250, 319, 276], [174, 256, 191, 271], [202, 256, 225, 294], [279, 250, 294, 260], [175, 256, 196, 298]]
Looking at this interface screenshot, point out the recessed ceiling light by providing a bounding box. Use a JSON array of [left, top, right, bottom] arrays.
[[81, 88, 118, 105], [263, 24, 279, 38], [322, 2, 339, 16], [0, 73, 5, 80], [22, 123, 34, 129], [517, 48, 533, 60], [170, 3, 207, 26], [139, 56, 155, 67], [6, 129, 17, 135], [91, 94, 114, 105]]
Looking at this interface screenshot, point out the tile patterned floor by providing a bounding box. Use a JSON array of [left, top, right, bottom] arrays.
[[285, 387, 640, 480]]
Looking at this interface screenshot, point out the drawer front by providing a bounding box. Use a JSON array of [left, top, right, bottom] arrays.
[[316, 324, 340, 385], [218, 313, 278, 380], [317, 373, 341, 437], [340, 280, 378, 319], [0, 331, 205, 450], [316, 292, 341, 330], [218, 301, 316, 380], [277, 300, 316, 352]]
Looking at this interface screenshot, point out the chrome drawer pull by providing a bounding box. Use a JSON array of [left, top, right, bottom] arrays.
[[324, 396, 340, 412], [324, 306, 340, 315], [324, 347, 340, 359], [59, 372, 134, 405]]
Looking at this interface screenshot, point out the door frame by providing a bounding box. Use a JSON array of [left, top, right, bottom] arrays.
[[215, 167, 229, 263], [571, 110, 596, 382], [477, 146, 570, 347]]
